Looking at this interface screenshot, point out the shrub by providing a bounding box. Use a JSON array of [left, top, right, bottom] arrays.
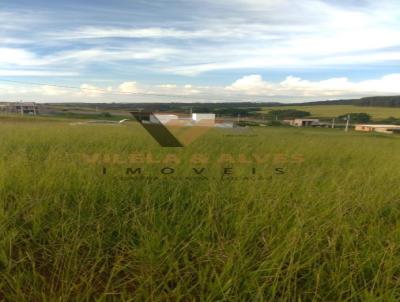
[[268, 109, 311, 119], [338, 113, 371, 123]]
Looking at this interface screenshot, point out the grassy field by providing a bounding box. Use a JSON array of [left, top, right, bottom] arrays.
[[263, 105, 400, 120], [1, 115, 400, 300]]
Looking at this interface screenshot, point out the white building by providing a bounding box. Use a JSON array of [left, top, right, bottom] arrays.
[[192, 113, 216, 122], [290, 119, 320, 127], [355, 124, 400, 134], [0, 102, 38, 115], [151, 114, 179, 125]]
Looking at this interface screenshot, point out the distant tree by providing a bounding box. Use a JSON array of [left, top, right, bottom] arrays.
[[100, 112, 112, 118], [214, 108, 252, 116], [268, 120, 284, 126], [267, 109, 311, 119], [357, 96, 400, 107], [377, 116, 400, 125], [338, 113, 371, 123], [237, 120, 260, 127], [194, 107, 212, 113]]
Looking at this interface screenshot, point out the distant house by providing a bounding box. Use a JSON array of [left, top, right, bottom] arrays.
[[192, 113, 216, 122], [1, 102, 38, 115], [289, 118, 320, 127], [192, 113, 216, 127], [355, 124, 400, 134]]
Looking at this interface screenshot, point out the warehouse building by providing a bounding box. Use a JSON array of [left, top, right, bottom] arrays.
[[355, 124, 400, 134], [0, 102, 38, 115], [286, 118, 321, 127]]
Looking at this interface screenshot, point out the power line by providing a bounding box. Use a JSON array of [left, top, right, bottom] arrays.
[[0, 78, 259, 102]]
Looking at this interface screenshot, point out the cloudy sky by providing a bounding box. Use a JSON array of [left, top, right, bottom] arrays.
[[1, 0, 400, 102]]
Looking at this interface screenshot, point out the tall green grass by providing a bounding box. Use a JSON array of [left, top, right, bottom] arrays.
[[1, 116, 400, 301]]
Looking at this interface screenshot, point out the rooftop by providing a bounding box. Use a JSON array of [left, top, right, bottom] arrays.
[[7, 102, 37, 106], [356, 124, 400, 128]]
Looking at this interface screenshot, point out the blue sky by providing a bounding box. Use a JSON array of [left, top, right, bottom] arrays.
[[1, 0, 400, 102]]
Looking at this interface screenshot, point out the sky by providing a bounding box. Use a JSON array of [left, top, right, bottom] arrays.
[[0, 0, 400, 103]]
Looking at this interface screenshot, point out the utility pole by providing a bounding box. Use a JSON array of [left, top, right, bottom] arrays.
[[331, 118, 335, 129], [345, 114, 350, 132]]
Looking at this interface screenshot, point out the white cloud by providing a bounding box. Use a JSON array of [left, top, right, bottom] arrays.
[[2, 73, 400, 103], [357, 74, 400, 94], [118, 82, 139, 93], [158, 0, 400, 75], [0, 46, 178, 71], [2, 0, 400, 78], [1, 0, 400, 81], [52, 47, 177, 63], [226, 75, 273, 94], [55, 25, 287, 41], [0, 69, 77, 77], [0, 48, 42, 66], [155, 83, 201, 95], [38, 85, 69, 96], [226, 74, 400, 97], [79, 84, 107, 97], [57, 27, 200, 39]]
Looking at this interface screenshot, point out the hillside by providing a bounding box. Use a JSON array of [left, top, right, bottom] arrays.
[[291, 96, 400, 107]]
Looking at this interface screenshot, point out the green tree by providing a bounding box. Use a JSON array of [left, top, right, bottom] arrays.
[[268, 109, 311, 119], [338, 113, 371, 123], [100, 112, 112, 118]]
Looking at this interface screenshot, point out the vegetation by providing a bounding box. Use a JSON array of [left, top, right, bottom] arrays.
[[283, 95, 400, 107], [376, 117, 400, 125], [100, 111, 112, 118], [46, 102, 266, 114], [52, 111, 127, 121], [36, 98, 400, 122], [338, 113, 372, 123], [263, 105, 400, 120], [353, 96, 400, 107], [267, 109, 311, 119], [237, 120, 262, 127], [41, 103, 264, 118], [1, 115, 400, 300], [213, 107, 261, 117]]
